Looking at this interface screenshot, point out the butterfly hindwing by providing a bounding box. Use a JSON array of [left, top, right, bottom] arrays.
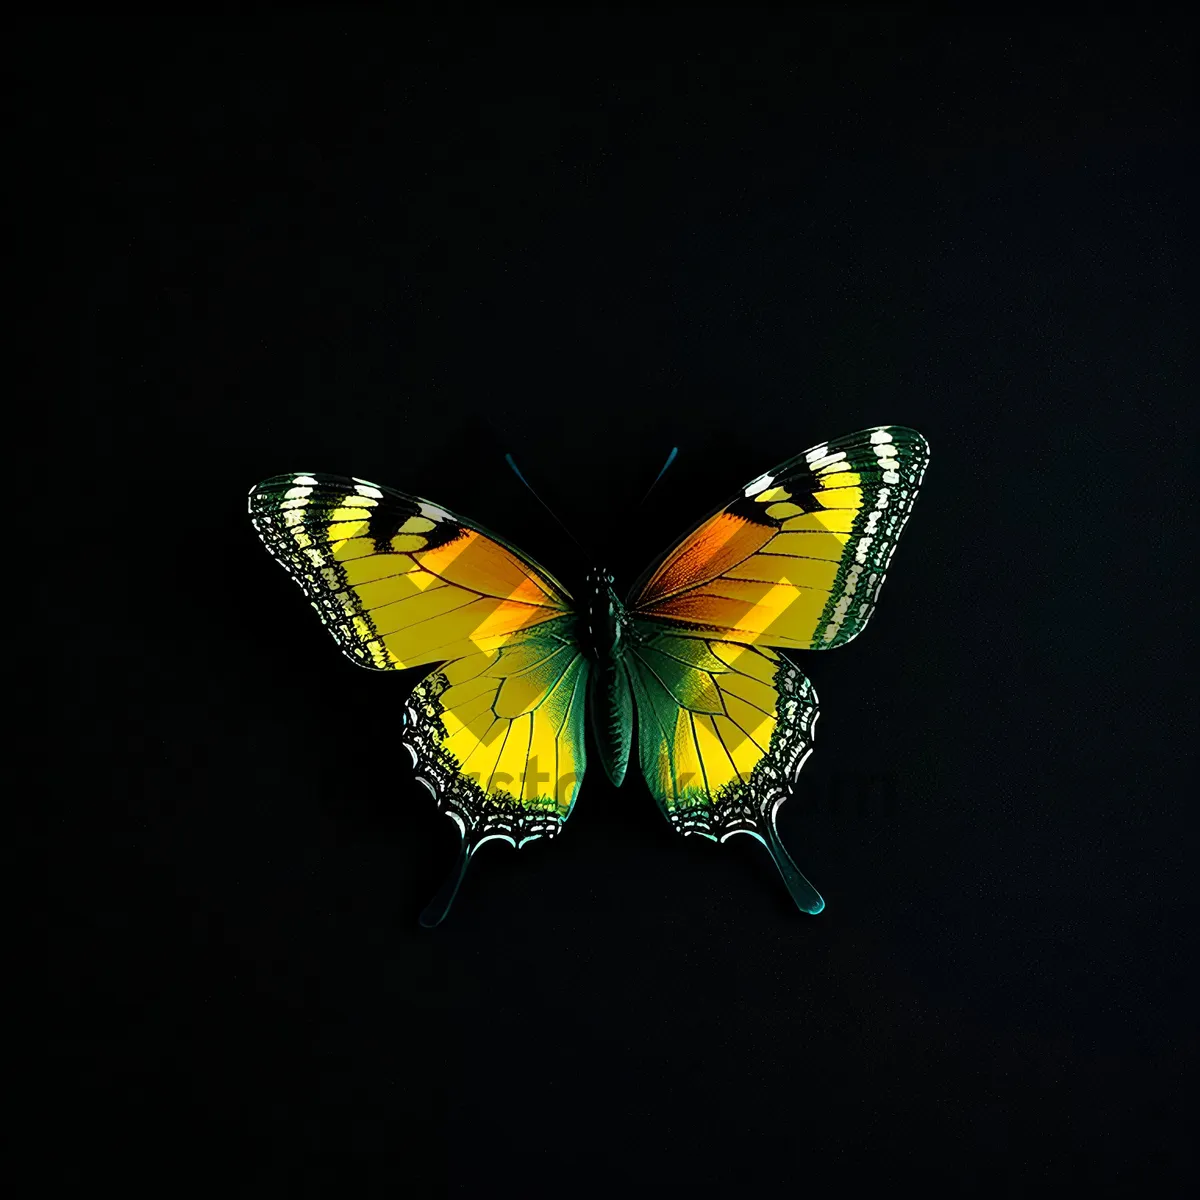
[[626, 624, 823, 912], [401, 630, 590, 924], [402, 631, 589, 844], [629, 426, 929, 650], [249, 472, 588, 924]]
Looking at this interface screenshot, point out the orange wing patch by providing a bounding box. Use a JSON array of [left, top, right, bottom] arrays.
[[636, 512, 776, 609]]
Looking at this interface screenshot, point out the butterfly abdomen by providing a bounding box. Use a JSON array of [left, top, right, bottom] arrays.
[[582, 568, 634, 787], [587, 656, 634, 788]]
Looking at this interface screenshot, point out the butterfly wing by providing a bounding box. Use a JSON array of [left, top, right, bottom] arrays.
[[250, 472, 574, 668], [249, 472, 588, 924], [625, 427, 929, 912], [626, 626, 823, 912], [629, 426, 930, 650]]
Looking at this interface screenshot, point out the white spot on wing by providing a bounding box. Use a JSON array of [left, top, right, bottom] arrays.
[[744, 472, 774, 498], [810, 451, 847, 472], [792, 747, 814, 781]]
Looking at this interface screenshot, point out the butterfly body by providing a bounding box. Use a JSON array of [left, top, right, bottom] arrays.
[[580, 567, 635, 788], [249, 426, 929, 924]]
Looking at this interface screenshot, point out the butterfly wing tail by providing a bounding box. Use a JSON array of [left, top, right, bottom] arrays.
[[419, 840, 474, 928], [760, 813, 825, 914]]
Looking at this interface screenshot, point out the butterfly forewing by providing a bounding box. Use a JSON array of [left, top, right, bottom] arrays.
[[249, 472, 573, 669], [629, 426, 930, 651]]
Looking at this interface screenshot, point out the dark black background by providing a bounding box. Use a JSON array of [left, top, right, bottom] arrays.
[[34, 9, 1194, 1195]]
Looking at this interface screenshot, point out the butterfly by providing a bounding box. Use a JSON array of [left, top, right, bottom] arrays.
[[249, 426, 929, 925]]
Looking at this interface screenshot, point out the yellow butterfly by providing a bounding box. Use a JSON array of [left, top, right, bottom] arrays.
[[249, 426, 929, 924]]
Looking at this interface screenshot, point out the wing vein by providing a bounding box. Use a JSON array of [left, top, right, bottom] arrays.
[[689, 713, 712, 803]]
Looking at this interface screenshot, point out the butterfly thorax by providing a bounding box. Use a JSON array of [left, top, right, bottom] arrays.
[[581, 567, 635, 788], [580, 567, 625, 657]]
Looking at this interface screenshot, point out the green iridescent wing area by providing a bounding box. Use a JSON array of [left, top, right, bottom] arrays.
[[626, 623, 823, 913]]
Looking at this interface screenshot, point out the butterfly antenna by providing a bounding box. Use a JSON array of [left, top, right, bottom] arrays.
[[505, 453, 586, 552], [638, 446, 679, 506]]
